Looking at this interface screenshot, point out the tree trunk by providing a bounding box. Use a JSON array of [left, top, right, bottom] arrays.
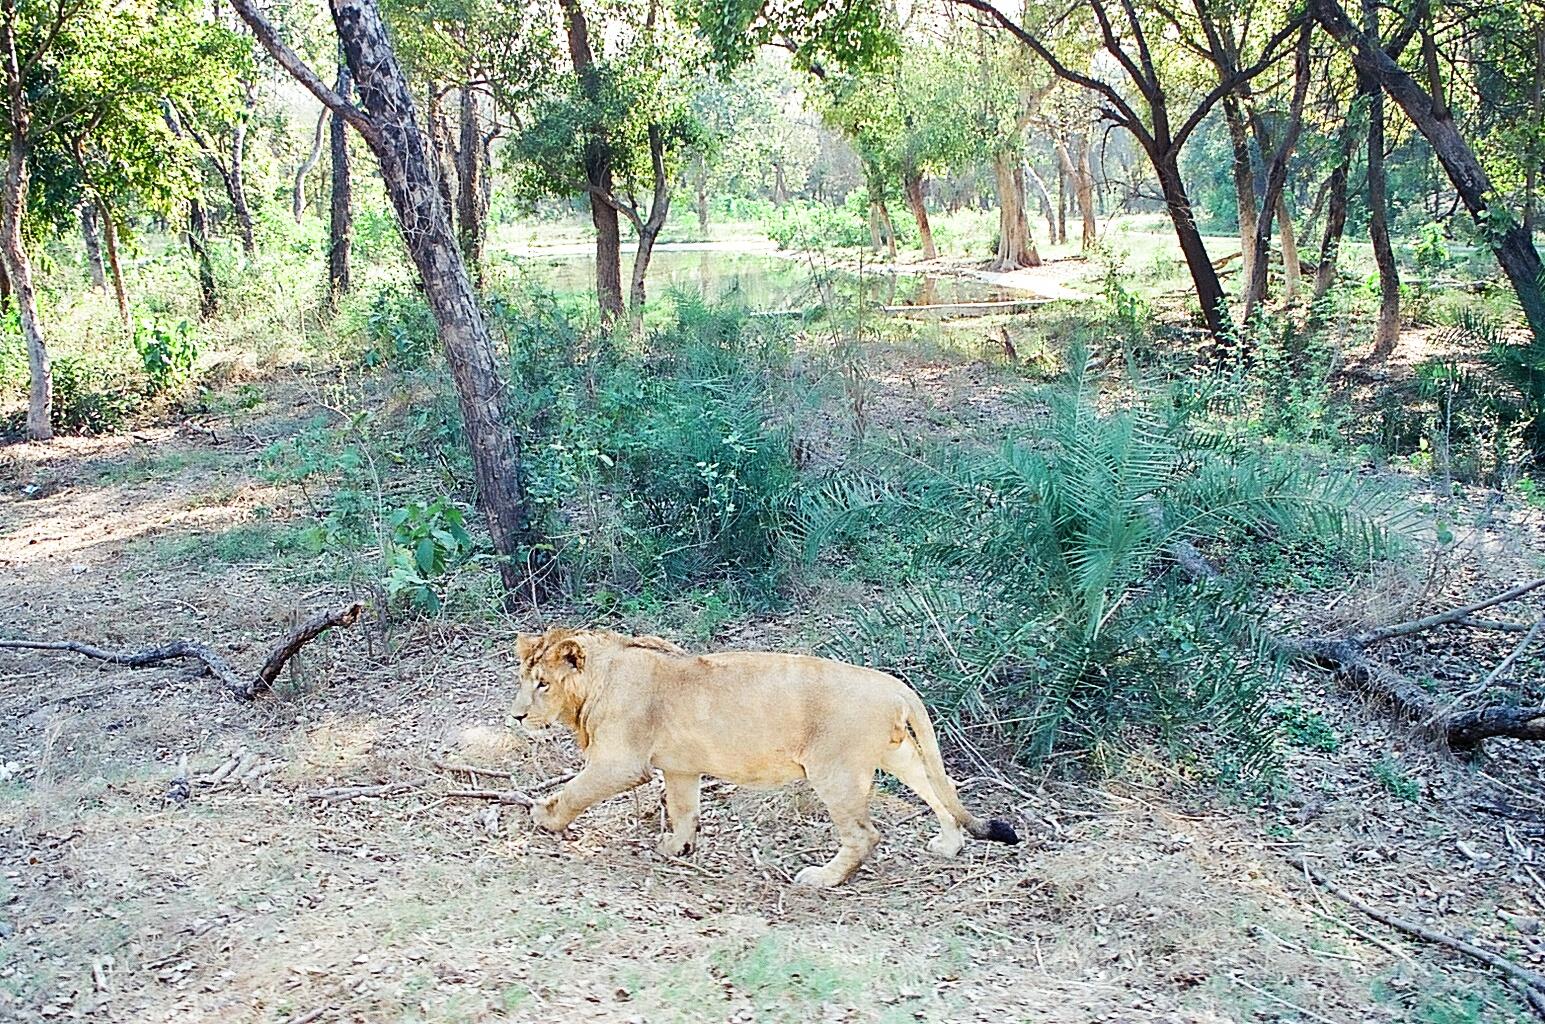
[[427, 85, 457, 223], [1311, 0, 1545, 345], [772, 161, 788, 204], [1023, 159, 1058, 252], [1055, 151, 1067, 244], [188, 196, 218, 318], [229, 82, 257, 254], [1155, 151, 1231, 342], [3, 137, 49, 439], [875, 197, 898, 260], [903, 170, 937, 259], [1313, 135, 1353, 304], [626, 124, 671, 330], [991, 149, 1039, 270], [1277, 194, 1301, 302], [1360, 0, 1401, 361], [1222, 96, 1258, 292], [328, 51, 353, 305], [1075, 137, 1097, 248], [230, 0, 542, 596], [1530, 28, 1544, 237], [455, 85, 487, 286], [98, 201, 130, 324], [694, 152, 708, 235], [80, 203, 107, 290], [293, 109, 326, 222], [557, 0, 623, 325], [1244, 26, 1311, 317]]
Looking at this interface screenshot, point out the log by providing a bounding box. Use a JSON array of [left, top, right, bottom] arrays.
[[0, 602, 364, 701]]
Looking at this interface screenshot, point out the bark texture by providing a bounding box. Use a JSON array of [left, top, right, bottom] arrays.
[[991, 149, 1040, 270], [328, 52, 353, 304]]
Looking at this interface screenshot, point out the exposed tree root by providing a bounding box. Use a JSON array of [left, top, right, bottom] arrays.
[[0, 602, 364, 701]]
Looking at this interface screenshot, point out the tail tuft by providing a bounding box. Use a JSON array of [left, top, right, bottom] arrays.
[[970, 818, 1021, 845]]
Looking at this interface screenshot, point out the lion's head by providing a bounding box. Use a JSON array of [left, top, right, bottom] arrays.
[[512, 628, 588, 729]]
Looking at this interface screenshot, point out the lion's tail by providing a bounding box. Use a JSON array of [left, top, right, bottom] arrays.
[[902, 694, 1020, 845]]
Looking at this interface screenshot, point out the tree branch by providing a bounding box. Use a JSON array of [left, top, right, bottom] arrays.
[[225, 0, 380, 149]]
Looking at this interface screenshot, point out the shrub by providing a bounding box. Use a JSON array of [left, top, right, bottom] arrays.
[[384, 498, 476, 613], [360, 283, 437, 369], [811, 349, 1397, 775], [495, 289, 806, 604], [50, 356, 143, 435], [132, 317, 199, 392]]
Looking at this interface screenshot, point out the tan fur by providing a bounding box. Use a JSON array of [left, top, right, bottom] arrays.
[[511, 627, 1014, 888]]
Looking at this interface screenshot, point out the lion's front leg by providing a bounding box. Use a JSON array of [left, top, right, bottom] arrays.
[[657, 772, 702, 857], [531, 760, 649, 833]]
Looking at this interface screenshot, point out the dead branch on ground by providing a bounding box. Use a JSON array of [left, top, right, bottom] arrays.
[[0, 602, 364, 701], [1292, 856, 1545, 1019]]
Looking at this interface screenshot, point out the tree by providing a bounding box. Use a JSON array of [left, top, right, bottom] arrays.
[[0, 0, 244, 439], [510, 0, 703, 326], [952, 0, 1305, 342], [1310, 0, 1545, 345], [328, 49, 352, 305], [229, 0, 543, 598]]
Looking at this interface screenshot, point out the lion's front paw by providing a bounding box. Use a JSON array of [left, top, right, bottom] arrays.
[[656, 833, 695, 858], [530, 795, 564, 833], [793, 865, 842, 889]]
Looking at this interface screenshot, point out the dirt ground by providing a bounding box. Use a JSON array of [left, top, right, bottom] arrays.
[[5, 340, 1545, 1023]]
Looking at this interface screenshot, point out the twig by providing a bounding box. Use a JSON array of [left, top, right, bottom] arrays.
[[305, 777, 432, 803], [1357, 578, 1545, 646], [1425, 617, 1545, 726], [1292, 856, 1545, 1006], [431, 758, 514, 781], [443, 787, 534, 807]]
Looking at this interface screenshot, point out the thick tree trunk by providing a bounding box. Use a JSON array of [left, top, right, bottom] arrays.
[[772, 162, 788, 205], [903, 170, 937, 260], [1278, 194, 1301, 302], [873, 198, 898, 260], [557, 0, 623, 325], [230, 0, 542, 596], [1244, 27, 1311, 317], [3, 138, 48, 439], [1075, 138, 1097, 248], [188, 197, 218, 318], [328, 52, 353, 305], [1155, 151, 1231, 342], [991, 149, 1039, 270], [98, 202, 130, 325], [1530, 28, 1544, 237], [293, 109, 326, 222], [80, 204, 107, 290], [455, 86, 487, 286], [1222, 96, 1259, 292], [1312, 0, 1545, 345], [427, 86, 457, 222]]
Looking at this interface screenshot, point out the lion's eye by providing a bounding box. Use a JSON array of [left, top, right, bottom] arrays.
[[535, 682, 549, 693]]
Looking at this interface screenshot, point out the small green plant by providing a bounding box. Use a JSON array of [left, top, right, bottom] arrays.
[[49, 356, 142, 434], [361, 285, 437, 368], [1373, 757, 1421, 801], [1411, 222, 1453, 278], [383, 498, 476, 613], [132, 317, 199, 392], [1274, 703, 1339, 752]]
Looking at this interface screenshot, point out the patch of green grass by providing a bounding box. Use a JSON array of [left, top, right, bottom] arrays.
[[1373, 758, 1422, 802], [147, 522, 311, 566], [95, 448, 228, 485], [1275, 704, 1340, 752], [717, 934, 859, 1015]]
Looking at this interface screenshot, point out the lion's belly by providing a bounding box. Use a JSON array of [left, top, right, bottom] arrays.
[[651, 740, 806, 788]]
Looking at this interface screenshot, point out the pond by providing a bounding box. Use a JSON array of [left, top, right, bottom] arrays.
[[507, 243, 1038, 314]]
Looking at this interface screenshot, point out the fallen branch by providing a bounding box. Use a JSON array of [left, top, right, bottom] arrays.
[[444, 787, 534, 807], [0, 602, 364, 701], [305, 777, 432, 803], [1356, 578, 1545, 646], [1292, 856, 1545, 1018]]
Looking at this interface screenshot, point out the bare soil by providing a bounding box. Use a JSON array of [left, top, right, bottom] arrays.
[[4, 341, 1545, 1024]]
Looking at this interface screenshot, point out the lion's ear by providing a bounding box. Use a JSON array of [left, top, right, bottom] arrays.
[[548, 637, 586, 673], [516, 633, 538, 664]]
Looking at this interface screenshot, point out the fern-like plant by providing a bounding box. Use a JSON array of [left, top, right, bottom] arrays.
[[809, 349, 1400, 776]]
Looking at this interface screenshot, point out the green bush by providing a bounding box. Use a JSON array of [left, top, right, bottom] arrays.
[[495, 289, 806, 603], [384, 498, 476, 613], [132, 316, 199, 392], [50, 356, 144, 434], [810, 348, 1398, 775], [359, 283, 437, 369]]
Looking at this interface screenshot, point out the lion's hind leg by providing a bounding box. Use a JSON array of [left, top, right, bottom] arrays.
[[880, 740, 966, 859], [794, 767, 880, 889]]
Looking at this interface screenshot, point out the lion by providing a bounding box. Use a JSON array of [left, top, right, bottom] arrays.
[[511, 627, 1019, 889]]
